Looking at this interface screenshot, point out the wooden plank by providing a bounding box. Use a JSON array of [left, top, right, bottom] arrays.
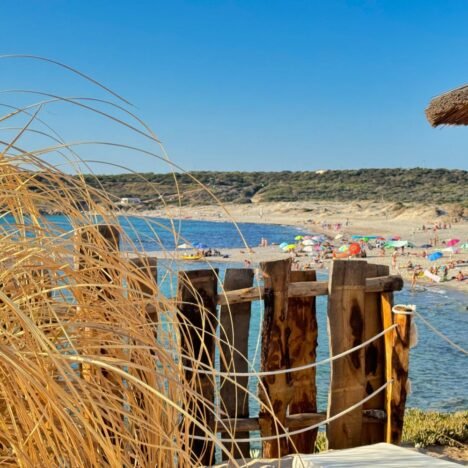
[[219, 268, 254, 460], [215, 275, 402, 306], [287, 270, 318, 454], [258, 258, 292, 458], [218, 410, 385, 433], [387, 301, 411, 444], [326, 260, 367, 449], [361, 264, 388, 445], [365, 275, 403, 293], [178, 269, 218, 466], [381, 291, 394, 444]]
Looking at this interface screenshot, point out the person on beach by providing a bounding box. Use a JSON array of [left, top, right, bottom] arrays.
[[391, 249, 398, 270], [456, 271, 465, 282]]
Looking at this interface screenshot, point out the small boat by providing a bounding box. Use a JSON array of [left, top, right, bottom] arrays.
[[181, 253, 203, 261]]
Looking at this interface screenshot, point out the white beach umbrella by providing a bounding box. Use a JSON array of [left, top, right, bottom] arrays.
[[302, 239, 314, 246], [303, 245, 314, 252], [177, 243, 191, 249], [335, 234, 343, 240]]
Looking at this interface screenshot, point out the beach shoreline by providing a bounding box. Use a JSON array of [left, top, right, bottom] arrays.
[[124, 200, 467, 294]]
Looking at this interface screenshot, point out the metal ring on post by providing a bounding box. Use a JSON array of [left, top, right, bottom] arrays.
[[392, 304, 416, 316]]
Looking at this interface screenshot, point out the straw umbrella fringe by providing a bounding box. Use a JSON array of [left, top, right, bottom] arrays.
[[425, 84, 468, 126]]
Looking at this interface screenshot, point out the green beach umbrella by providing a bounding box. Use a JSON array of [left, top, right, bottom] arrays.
[[295, 235, 304, 241]]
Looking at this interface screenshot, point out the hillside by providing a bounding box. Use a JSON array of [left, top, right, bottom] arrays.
[[82, 168, 467, 208]]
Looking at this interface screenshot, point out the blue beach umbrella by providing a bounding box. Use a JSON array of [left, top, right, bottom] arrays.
[[193, 242, 208, 249], [279, 242, 288, 249], [428, 252, 443, 261]]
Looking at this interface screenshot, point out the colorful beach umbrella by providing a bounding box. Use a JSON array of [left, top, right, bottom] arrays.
[[339, 245, 349, 252], [279, 242, 288, 249], [193, 242, 208, 249], [295, 235, 304, 241], [446, 239, 460, 247], [428, 252, 443, 261], [283, 244, 296, 251], [349, 243, 361, 255]]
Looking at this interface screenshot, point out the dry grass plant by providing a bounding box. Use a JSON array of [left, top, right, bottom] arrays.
[[0, 56, 284, 467]]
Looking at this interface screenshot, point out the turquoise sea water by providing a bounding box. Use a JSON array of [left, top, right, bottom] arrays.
[[3, 215, 467, 412]]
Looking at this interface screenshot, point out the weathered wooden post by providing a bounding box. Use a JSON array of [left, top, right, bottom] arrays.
[[75, 224, 122, 449], [287, 270, 318, 453], [361, 264, 388, 444], [219, 268, 254, 460], [178, 269, 218, 466], [128, 257, 158, 324], [258, 258, 292, 458], [326, 260, 367, 449], [382, 296, 411, 444]]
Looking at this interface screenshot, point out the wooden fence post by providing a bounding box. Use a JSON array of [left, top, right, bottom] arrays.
[[75, 224, 122, 450], [287, 269, 318, 453], [258, 258, 292, 458], [219, 268, 254, 460], [178, 269, 218, 466], [361, 264, 389, 444], [326, 260, 367, 450], [382, 294, 411, 444], [128, 257, 158, 324]]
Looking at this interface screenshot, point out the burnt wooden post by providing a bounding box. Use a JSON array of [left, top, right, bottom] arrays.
[[326, 260, 367, 449], [258, 258, 292, 458], [361, 264, 388, 444], [382, 295, 411, 444], [287, 269, 318, 453], [219, 268, 254, 460], [178, 269, 218, 466]]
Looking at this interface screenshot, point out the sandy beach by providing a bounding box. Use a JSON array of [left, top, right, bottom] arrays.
[[128, 200, 468, 293]]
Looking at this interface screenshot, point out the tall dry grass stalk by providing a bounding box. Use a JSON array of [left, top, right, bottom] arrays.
[[0, 56, 276, 467]]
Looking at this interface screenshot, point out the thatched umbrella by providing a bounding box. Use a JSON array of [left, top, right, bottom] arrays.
[[425, 84, 468, 126]]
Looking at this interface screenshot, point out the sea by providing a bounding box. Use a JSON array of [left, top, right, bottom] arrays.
[[3, 214, 468, 413]]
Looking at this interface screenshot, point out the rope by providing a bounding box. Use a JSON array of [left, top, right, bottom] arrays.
[[190, 380, 392, 443], [414, 309, 468, 355], [393, 304, 467, 355], [182, 324, 397, 377]]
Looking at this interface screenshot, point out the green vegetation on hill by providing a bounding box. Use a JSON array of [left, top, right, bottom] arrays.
[[82, 168, 467, 207]]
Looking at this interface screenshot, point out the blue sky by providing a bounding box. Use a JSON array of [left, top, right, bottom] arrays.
[[1, 0, 467, 173]]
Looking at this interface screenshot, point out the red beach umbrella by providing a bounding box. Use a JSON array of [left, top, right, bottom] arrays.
[[349, 243, 361, 256]]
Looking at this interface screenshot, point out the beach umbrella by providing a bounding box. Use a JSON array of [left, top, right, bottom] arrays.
[[334, 234, 343, 240], [428, 252, 443, 261], [446, 238, 460, 247], [349, 243, 361, 255], [283, 244, 296, 251], [339, 245, 349, 252], [177, 243, 191, 249], [193, 242, 208, 249], [302, 239, 314, 246], [279, 242, 288, 249], [303, 245, 314, 253], [295, 235, 304, 241]]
